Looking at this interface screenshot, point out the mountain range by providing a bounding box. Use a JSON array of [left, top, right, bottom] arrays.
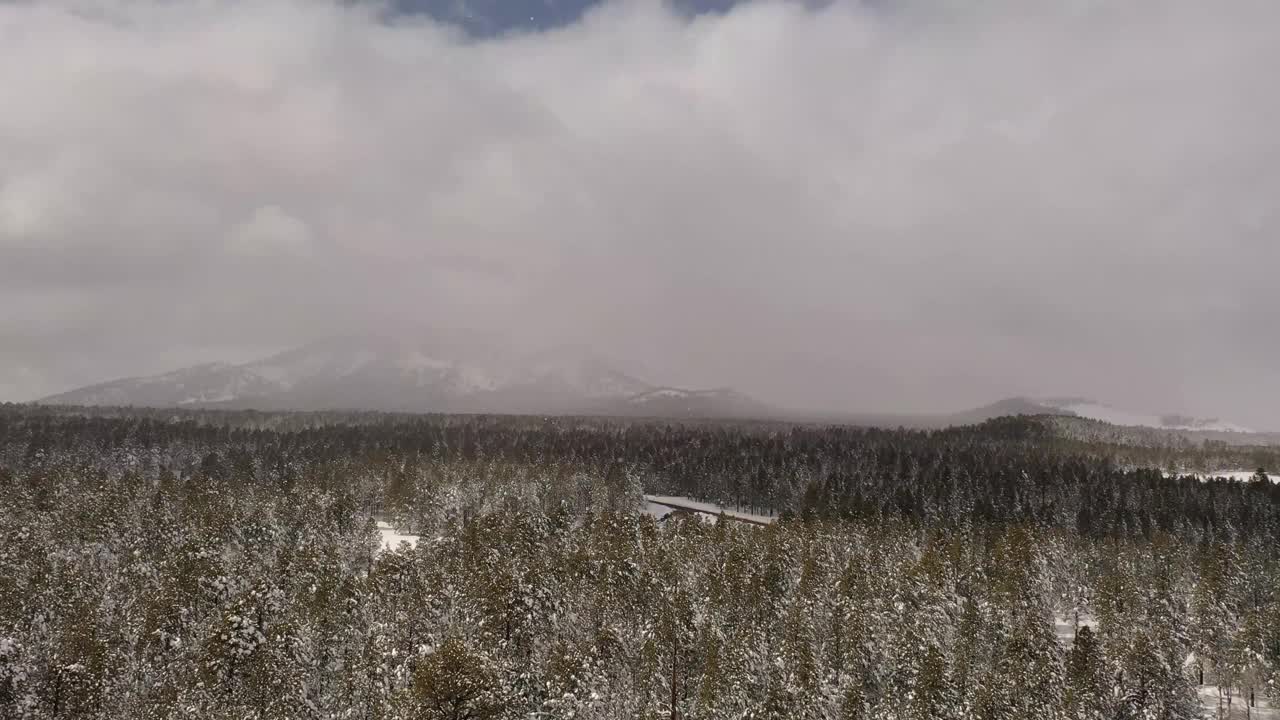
[[39, 337, 770, 419], [38, 337, 1259, 433]]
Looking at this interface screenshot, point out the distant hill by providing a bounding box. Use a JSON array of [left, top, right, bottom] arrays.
[[803, 396, 1268, 438], [1030, 397, 1255, 433], [928, 396, 1258, 433]]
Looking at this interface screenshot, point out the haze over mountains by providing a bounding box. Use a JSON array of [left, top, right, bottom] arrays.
[[4, 0, 1280, 429], [38, 336, 1262, 434], [794, 397, 1259, 435], [1023, 397, 1254, 434]]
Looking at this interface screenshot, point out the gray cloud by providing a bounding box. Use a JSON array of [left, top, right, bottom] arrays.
[[2, 0, 1279, 426]]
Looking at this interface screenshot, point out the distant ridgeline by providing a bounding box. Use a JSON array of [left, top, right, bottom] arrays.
[[1, 404, 1278, 718]]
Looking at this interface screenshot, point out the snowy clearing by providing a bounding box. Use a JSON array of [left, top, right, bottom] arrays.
[[1162, 469, 1280, 485], [1196, 470, 1280, 484], [1053, 612, 1098, 645], [377, 520, 420, 550]]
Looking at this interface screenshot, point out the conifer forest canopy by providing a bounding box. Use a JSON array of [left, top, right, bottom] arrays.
[[2, 404, 1279, 719]]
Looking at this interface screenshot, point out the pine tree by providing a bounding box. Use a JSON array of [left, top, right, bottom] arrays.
[[404, 637, 505, 720], [907, 643, 956, 720], [1064, 626, 1109, 720]]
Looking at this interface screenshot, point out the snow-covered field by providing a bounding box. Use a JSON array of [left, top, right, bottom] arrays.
[[1162, 469, 1280, 485], [642, 495, 776, 525], [1197, 470, 1280, 484]]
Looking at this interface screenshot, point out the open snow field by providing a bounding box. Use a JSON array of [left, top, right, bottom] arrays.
[[1198, 470, 1280, 484], [1162, 469, 1280, 485]]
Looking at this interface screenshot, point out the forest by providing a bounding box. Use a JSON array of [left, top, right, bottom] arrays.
[[1, 403, 1278, 719]]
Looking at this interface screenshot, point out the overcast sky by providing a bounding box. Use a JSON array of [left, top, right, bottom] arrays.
[[2, 0, 1278, 425]]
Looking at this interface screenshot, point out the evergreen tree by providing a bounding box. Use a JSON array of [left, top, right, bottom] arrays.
[[1064, 626, 1109, 720], [404, 637, 505, 720]]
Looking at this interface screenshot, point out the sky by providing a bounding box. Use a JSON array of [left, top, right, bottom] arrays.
[[2, 0, 1279, 426]]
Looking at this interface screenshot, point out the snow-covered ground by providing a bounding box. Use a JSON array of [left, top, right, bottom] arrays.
[[641, 499, 718, 524], [1162, 469, 1280, 485], [1055, 615, 1276, 719], [642, 495, 776, 525], [1198, 470, 1280, 484], [641, 499, 681, 519], [1196, 685, 1276, 719], [376, 520, 419, 551], [1053, 612, 1097, 645]]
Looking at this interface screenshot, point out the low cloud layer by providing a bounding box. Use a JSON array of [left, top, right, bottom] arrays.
[[2, 0, 1278, 425]]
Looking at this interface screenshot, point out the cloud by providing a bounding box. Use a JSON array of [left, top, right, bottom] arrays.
[[227, 205, 314, 257], [1, 0, 1278, 425]]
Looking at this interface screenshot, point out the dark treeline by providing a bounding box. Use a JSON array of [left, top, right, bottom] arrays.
[[5, 407, 1280, 541], [1, 405, 1278, 719]]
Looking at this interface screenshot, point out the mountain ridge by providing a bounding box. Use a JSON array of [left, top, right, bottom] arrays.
[[38, 341, 1262, 432], [39, 338, 771, 419]]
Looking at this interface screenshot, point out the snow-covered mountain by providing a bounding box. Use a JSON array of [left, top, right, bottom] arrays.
[[38, 362, 280, 409], [625, 387, 772, 418], [40, 337, 766, 419], [44, 347, 1253, 430]]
